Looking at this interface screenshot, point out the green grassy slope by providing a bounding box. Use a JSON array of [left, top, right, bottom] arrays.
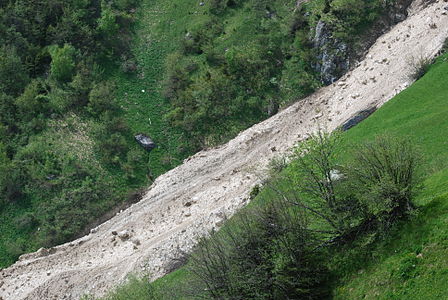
[[97, 53, 448, 299], [109, 0, 211, 176], [330, 54, 448, 299]]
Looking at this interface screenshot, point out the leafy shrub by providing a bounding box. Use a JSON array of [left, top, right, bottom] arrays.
[[0, 46, 30, 96], [49, 44, 77, 83], [288, 130, 351, 234], [47, 85, 77, 113], [4, 240, 26, 261], [0, 161, 26, 206], [210, 0, 230, 15], [98, 3, 120, 39], [285, 132, 420, 239], [280, 55, 320, 102], [347, 135, 420, 231], [15, 79, 50, 119], [14, 212, 39, 232], [189, 199, 329, 299], [249, 184, 260, 200], [0, 0, 144, 267], [87, 81, 119, 116]]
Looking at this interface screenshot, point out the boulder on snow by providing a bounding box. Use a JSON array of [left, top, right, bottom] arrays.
[[341, 107, 376, 131], [135, 134, 157, 152]]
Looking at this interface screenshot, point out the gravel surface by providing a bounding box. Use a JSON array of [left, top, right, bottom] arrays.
[[1, 1, 447, 299]]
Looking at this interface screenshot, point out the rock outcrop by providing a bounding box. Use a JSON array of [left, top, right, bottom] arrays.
[[313, 0, 415, 85]]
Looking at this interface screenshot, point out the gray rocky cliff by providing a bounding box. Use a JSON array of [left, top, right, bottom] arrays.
[[312, 0, 415, 85]]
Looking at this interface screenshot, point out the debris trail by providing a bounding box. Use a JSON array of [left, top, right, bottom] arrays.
[[1, 1, 447, 299]]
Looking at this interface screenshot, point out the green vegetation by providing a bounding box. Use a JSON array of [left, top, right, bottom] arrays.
[[0, 0, 397, 268], [162, 0, 394, 148], [0, 0, 148, 266], [97, 53, 448, 299]]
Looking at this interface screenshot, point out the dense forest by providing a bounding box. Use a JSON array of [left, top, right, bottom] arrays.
[[0, 0, 407, 267]]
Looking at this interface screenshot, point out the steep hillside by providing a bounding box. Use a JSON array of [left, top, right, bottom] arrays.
[[99, 51, 448, 299], [331, 50, 448, 299], [0, 0, 410, 269], [1, 1, 447, 299], [0, 0, 153, 267]]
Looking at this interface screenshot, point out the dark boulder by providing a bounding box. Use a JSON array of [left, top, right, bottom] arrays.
[[341, 107, 376, 131], [135, 134, 157, 152]]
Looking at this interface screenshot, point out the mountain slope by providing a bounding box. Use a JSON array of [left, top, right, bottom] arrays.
[[331, 50, 448, 299], [1, 1, 448, 299], [100, 50, 448, 300]]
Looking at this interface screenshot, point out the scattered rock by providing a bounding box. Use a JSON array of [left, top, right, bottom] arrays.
[[46, 174, 57, 180], [134, 134, 157, 152], [313, 112, 323, 119], [118, 230, 131, 241], [215, 219, 226, 227], [131, 238, 141, 246], [394, 13, 406, 22], [329, 169, 344, 181], [111, 231, 118, 236]]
